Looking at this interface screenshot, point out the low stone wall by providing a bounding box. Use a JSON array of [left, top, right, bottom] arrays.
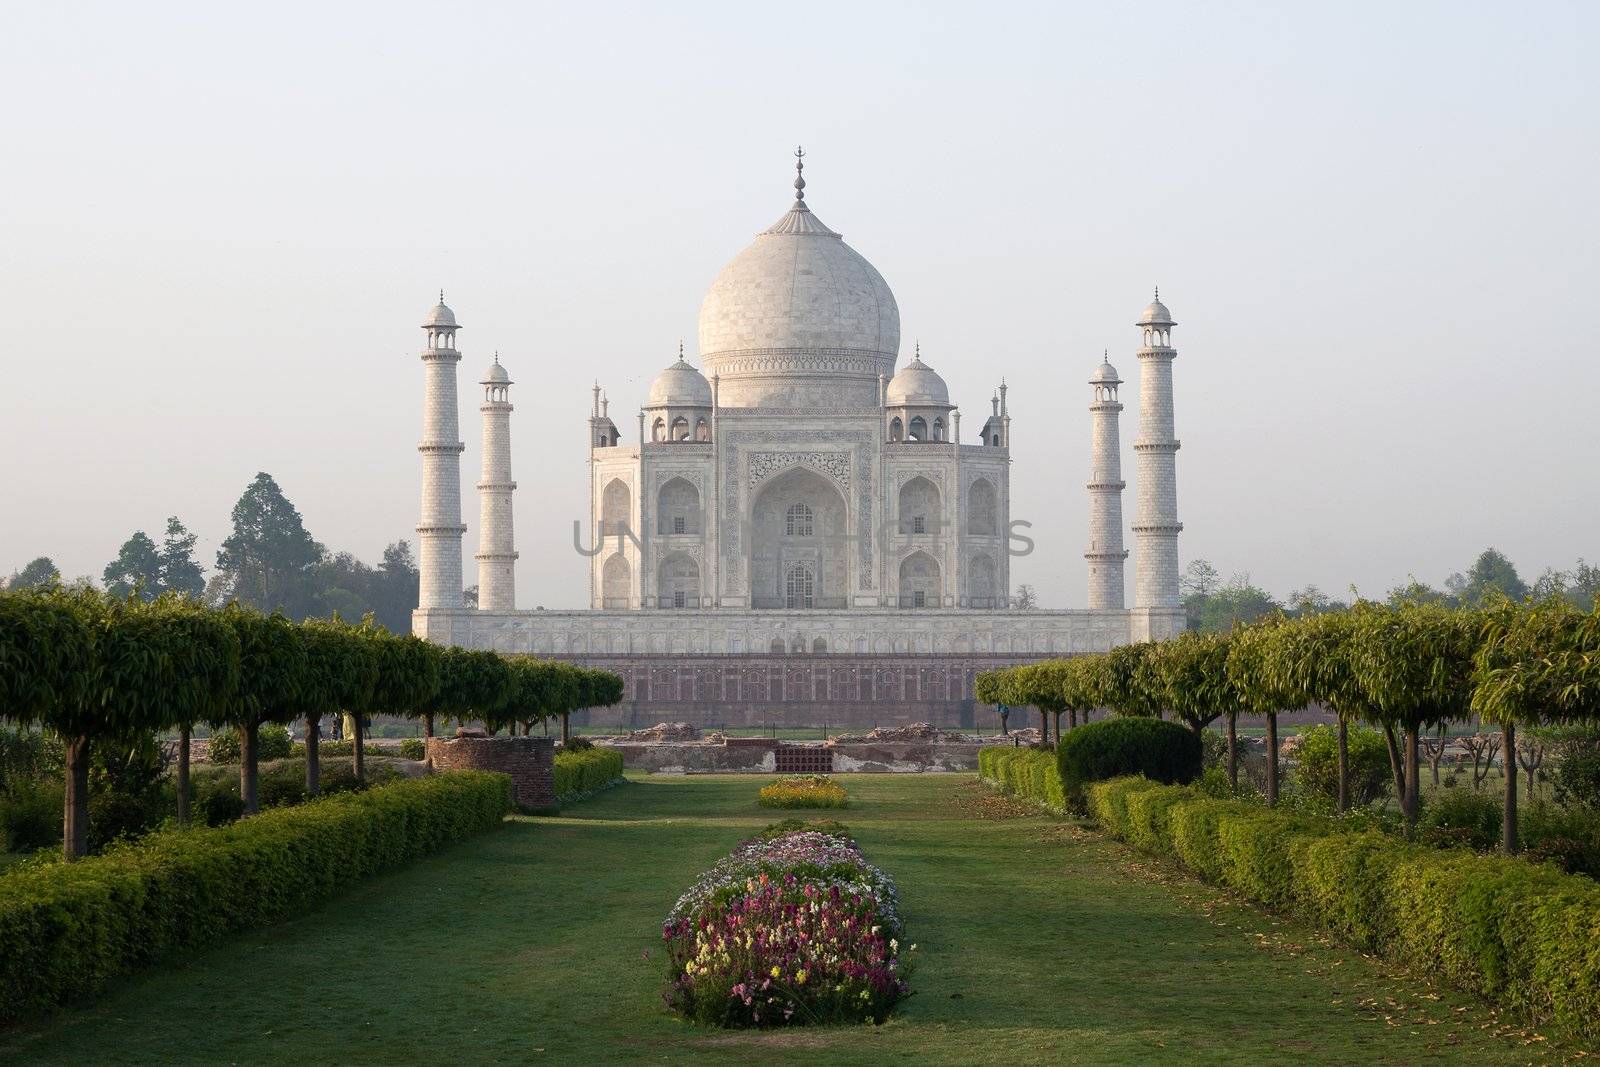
[[425, 735, 555, 810], [602, 738, 1006, 774]]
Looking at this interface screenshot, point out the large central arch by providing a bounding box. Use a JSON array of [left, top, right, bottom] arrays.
[[749, 466, 849, 609]]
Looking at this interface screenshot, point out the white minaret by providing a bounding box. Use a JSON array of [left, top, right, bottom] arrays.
[[1133, 290, 1182, 608], [1086, 355, 1128, 608], [476, 353, 517, 611], [416, 293, 466, 611]]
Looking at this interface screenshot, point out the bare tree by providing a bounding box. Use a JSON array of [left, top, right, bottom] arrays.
[[1516, 735, 1546, 797], [1011, 584, 1037, 610]]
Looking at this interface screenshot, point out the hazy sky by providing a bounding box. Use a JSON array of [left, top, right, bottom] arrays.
[[2, 1, 1596, 609]]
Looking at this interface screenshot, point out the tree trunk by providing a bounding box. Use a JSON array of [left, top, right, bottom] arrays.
[[353, 714, 365, 781], [1502, 721, 1518, 855], [240, 721, 260, 815], [1225, 710, 1238, 791], [1403, 725, 1421, 832], [561, 713, 571, 744], [177, 722, 192, 827], [63, 734, 90, 861], [1381, 723, 1406, 805], [1336, 716, 1349, 813], [1052, 711, 1063, 744], [305, 714, 321, 797], [1039, 708, 1049, 744], [1265, 712, 1279, 807]]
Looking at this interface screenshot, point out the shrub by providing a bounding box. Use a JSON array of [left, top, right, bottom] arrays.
[[978, 745, 1066, 812], [1420, 788, 1501, 851], [0, 771, 511, 1025], [754, 818, 852, 842], [195, 783, 245, 827], [205, 728, 239, 764], [757, 775, 848, 809], [1522, 800, 1600, 878], [0, 779, 62, 853], [1547, 725, 1600, 809], [563, 736, 595, 752], [1085, 776, 1600, 1042], [1058, 718, 1201, 809], [398, 738, 426, 760], [662, 830, 910, 1027], [1293, 723, 1392, 805], [0, 727, 63, 788], [553, 746, 623, 800]]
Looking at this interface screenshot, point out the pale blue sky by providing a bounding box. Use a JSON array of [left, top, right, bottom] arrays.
[[2, 1, 1595, 607]]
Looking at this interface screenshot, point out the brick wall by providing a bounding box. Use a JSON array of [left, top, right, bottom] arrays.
[[426, 736, 554, 810]]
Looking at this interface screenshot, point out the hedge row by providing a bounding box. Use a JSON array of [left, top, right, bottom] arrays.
[[554, 747, 623, 799], [1088, 776, 1600, 1041], [977, 746, 1066, 812], [0, 771, 512, 1025]]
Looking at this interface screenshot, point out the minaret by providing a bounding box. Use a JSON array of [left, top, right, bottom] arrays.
[[416, 293, 466, 611], [1133, 289, 1182, 608], [1086, 354, 1128, 608], [475, 353, 517, 611]]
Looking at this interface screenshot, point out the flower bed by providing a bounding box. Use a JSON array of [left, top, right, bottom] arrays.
[[662, 829, 911, 1027], [757, 774, 848, 809]]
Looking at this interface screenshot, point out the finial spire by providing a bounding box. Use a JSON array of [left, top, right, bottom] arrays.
[[793, 145, 806, 202], [493, 350, 500, 364], [1154, 285, 1160, 301], [914, 339, 921, 362], [678, 338, 685, 362], [439, 288, 445, 304]]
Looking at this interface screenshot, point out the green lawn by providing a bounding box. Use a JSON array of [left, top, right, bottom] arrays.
[[1, 774, 1578, 1065]]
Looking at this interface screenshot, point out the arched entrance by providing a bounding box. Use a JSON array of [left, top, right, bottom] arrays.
[[749, 466, 849, 609]]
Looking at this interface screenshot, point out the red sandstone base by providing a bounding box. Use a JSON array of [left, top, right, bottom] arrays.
[[426, 736, 556, 811]]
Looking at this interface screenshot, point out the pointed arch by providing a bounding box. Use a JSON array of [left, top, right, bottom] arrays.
[[898, 550, 941, 608]]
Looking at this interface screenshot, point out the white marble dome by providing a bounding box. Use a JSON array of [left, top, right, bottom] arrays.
[[1137, 294, 1174, 326], [482, 359, 510, 384], [886, 353, 950, 406], [424, 299, 457, 328], [697, 197, 900, 408], [647, 357, 712, 407], [1090, 360, 1121, 384]]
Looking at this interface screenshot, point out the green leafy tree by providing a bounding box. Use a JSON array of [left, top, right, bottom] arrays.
[[1386, 576, 1451, 608], [1350, 603, 1481, 831], [354, 625, 437, 779], [1446, 547, 1528, 607], [103, 532, 163, 599], [220, 607, 307, 814], [215, 473, 325, 618], [1225, 616, 1299, 805], [1185, 573, 1282, 634], [158, 516, 206, 598], [1473, 599, 1600, 852], [7, 557, 60, 590]]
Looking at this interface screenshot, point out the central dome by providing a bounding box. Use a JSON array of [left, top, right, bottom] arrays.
[[697, 183, 900, 409]]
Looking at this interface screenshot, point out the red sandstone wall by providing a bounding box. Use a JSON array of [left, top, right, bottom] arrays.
[[426, 736, 555, 810]]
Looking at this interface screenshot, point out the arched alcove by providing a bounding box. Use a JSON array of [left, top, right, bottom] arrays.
[[898, 551, 941, 608], [657, 477, 700, 535], [898, 476, 941, 535], [601, 553, 631, 608], [968, 478, 997, 535], [601, 479, 631, 538], [968, 552, 998, 607], [749, 466, 848, 609], [656, 552, 699, 609]]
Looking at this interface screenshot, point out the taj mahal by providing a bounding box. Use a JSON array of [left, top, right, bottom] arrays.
[[411, 153, 1187, 726]]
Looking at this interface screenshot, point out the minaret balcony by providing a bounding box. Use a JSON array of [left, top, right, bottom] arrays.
[[1132, 440, 1181, 453]]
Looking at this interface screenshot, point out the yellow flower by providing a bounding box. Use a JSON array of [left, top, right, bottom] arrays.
[[771, 966, 781, 978], [796, 970, 808, 985]]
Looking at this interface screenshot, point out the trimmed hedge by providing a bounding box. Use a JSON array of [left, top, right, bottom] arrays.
[[1058, 718, 1201, 807], [0, 771, 511, 1025], [554, 746, 623, 800], [1088, 776, 1600, 1041], [978, 746, 1066, 812]]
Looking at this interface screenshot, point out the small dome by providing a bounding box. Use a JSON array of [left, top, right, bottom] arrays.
[[886, 352, 950, 406], [647, 358, 712, 407], [1090, 360, 1121, 384], [1137, 292, 1174, 326], [424, 298, 457, 328], [482, 359, 510, 384]]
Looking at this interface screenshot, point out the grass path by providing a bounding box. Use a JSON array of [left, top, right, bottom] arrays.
[[2, 774, 1579, 1065]]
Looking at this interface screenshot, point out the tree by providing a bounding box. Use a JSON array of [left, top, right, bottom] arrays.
[[215, 473, 325, 619], [221, 608, 307, 814], [1226, 616, 1300, 805], [7, 557, 60, 590], [1350, 603, 1480, 832], [1473, 598, 1600, 853], [356, 626, 438, 780], [103, 532, 163, 599], [1011, 584, 1037, 610], [1185, 573, 1281, 634], [158, 516, 206, 598], [1386, 576, 1451, 608], [1447, 548, 1528, 607], [298, 619, 374, 794], [1181, 559, 1220, 598]]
